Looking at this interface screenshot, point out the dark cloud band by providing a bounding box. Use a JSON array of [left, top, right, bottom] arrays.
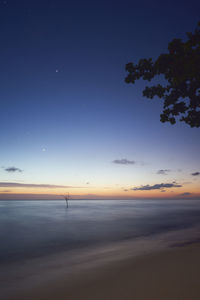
[[132, 182, 182, 191], [0, 182, 71, 188]]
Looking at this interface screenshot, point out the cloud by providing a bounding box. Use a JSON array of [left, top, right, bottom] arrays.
[[0, 193, 64, 200], [191, 172, 200, 176], [179, 192, 192, 196], [0, 182, 72, 188], [157, 169, 170, 175], [4, 167, 23, 173], [132, 182, 182, 191], [112, 159, 135, 165]]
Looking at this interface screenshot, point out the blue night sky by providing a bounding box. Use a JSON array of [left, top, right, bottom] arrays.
[[0, 0, 200, 199]]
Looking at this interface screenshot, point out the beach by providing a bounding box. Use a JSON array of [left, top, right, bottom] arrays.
[[2, 241, 200, 300]]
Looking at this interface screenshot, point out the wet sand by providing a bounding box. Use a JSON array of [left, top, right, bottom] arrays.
[[3, 242, 200, 300]]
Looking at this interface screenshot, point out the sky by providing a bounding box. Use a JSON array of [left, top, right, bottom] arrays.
[[0, 0, 200, 200]]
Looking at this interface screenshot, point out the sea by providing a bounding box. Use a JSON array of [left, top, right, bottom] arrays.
[[1, 199, 200, 265]]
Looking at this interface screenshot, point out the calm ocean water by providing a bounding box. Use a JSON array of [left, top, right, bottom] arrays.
[[1, 199, 200, 264]]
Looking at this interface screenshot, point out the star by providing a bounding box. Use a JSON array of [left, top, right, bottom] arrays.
[[42, 147, 46, 152], [55, 69, 59, 73]]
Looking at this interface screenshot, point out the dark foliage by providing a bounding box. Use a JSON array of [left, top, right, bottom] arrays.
[[125, 22, 200, 127]]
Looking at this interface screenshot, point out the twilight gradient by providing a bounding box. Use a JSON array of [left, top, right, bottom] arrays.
[[0, 0, 200, 200]]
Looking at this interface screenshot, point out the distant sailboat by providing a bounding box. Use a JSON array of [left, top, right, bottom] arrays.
[[64, 193, 70, 208]]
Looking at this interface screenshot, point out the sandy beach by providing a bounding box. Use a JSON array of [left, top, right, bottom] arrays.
[[3, 241, 200, 300]]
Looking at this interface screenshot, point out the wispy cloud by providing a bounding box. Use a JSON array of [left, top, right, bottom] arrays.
[[112, 158, 135, 165], [157, 169, 170, 175], [191, 172, 200, 176], [4, 167, 23, 173], [0, 182, 72, 188], [132, 182, 182, 191]]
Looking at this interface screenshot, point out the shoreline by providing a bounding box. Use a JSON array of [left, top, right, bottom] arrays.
[[1, 227, 200, 300], [3, 243, 200, 300]]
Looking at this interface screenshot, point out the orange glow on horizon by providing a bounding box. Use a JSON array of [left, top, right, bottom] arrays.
[[0, 183, 200, 200]]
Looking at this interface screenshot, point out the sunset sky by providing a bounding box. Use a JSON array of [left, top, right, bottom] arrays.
[[0, 0, 200, 200]]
